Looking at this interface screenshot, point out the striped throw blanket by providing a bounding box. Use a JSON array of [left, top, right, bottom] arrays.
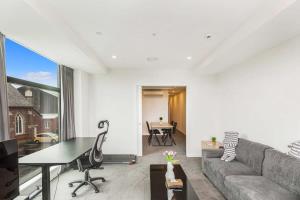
[[288, 141, 300, 159], [221, 131, 239, 162]]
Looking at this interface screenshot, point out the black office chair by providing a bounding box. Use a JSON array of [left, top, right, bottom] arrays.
[[68, 120, 109, 197], [146, 121, 161, 145]]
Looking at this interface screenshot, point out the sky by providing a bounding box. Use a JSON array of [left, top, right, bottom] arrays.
[[5, 38, 58, 87]]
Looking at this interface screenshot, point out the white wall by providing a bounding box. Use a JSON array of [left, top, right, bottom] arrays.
[[215, 35, 300, 153], [75, 69, 220, 157], [74, 36, 300, 157], [142, 91, 169, 135], [169, 90, 186, 134]]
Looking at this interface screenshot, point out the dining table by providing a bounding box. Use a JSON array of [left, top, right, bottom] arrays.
[[150, 122, 176, 146], [150, 122, 173, 129]]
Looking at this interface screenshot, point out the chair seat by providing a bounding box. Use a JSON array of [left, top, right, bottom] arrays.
[[79, 156, 102, 170], [225, 175, 300, 200]]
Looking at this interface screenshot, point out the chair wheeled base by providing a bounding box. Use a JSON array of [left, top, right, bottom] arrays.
[[68, 169, 106, 197]]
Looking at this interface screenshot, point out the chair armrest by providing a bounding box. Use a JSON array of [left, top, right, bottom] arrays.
[[202, 148, 224, 159]]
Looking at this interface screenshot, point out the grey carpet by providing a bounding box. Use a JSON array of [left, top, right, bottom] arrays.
[[24, 133, 225, 200]]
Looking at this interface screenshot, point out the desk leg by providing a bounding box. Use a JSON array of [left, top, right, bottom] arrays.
[[42, 165, 51, 200]]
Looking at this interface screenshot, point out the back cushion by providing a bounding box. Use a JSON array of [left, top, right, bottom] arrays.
[[263, 149, 300, 195], [236, 138, 270, 175]]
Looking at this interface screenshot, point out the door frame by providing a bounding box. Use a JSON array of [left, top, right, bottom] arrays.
[[136, 84, 188, 156]]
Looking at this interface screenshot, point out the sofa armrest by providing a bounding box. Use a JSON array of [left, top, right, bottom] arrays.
[[202, 148, 224, 159]]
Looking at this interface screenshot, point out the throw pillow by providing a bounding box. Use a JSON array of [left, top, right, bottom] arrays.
[[221, 131, 239, 162], [288, 140, 300, 159]]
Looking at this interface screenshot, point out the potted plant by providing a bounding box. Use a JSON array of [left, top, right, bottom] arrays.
[[159, 117, 163, 124], [163, 151, 177, 182], [211, 137, 217, 145]]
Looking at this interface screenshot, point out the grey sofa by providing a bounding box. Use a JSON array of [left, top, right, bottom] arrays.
[[202, 138, 300, 200]]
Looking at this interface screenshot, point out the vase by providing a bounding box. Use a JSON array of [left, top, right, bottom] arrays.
[[167, 189, 174, 200], [165, 162, 175, 182]]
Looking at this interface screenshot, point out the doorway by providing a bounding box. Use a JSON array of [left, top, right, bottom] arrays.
[[138, 86, 187, 156]]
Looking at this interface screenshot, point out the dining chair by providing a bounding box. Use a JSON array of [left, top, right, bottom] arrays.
[[162, 122, 177, 145], [172, 122, 177, 145], [162, 121, 174, 140], [146, 121, 161, 145]]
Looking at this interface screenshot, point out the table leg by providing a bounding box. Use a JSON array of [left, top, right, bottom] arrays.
[[42, 165, 51, 200]]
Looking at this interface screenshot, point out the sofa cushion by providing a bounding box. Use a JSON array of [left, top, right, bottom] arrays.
[[263, 149, 300, 195], [225, 175, 300, 200], [204, 158, 258, 181], [236, 138, 270, 175]]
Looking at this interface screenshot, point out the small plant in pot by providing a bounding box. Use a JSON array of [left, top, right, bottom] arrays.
[[159, 117, 163, 124], [163, 151, 177, 182], [211, 137, 217, 144]]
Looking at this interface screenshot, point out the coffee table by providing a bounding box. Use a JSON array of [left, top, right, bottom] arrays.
[[150, 164, 199, 200]]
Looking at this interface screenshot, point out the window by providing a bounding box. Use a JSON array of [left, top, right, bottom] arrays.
[[44, 120, 50, 129], [15, 114, 24, 135], [5, 38, 60, 186]]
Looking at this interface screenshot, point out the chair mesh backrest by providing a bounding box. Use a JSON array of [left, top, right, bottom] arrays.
[[89, 120, 109, 166]]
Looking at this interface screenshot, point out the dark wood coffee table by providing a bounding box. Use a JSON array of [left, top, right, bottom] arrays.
[[150, 164, 199, 200]]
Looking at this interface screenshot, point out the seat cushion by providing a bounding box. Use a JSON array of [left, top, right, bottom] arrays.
[[263, 149, 300, 195], [225, 175, 300, 200], [203, 158, 259, 195], [235, 138, 271, 175], [204, 158, 258, 180]]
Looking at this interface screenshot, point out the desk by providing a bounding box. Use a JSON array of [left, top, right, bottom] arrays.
[[19, 137, 95, 200]]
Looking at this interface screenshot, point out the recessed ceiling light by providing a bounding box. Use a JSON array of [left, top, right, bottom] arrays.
[[96, 31, 102, 35], [186, 56, 192, 60], [146, 57, 159, 62], [206, 34, 212, 39], [112, 55, 117, 59]]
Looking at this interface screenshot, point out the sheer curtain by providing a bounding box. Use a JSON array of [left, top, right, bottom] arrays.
[[59, 65, 76, 141], [0, 33, 9, 141]]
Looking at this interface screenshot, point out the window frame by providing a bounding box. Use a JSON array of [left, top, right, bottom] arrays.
[[44, 120, 50, 129], [7, 75, 61, 137], [7, 71, 61, 186], [5, 38, 62, 191]]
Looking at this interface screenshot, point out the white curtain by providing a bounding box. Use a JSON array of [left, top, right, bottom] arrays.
[[0, 33, 9, 141], [59, 65, 76, 141]]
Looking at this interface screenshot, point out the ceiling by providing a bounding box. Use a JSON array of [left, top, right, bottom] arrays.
[[0, 0, 299, 74]]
